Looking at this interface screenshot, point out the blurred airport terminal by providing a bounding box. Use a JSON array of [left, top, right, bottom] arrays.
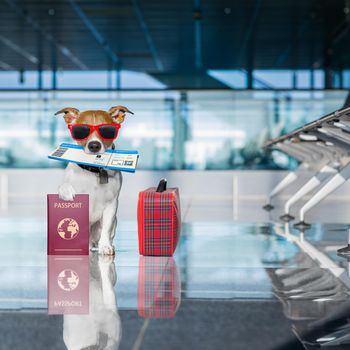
[[4, 1, 350, 349]]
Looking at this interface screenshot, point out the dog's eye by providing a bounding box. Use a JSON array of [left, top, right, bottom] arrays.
[[99, 125, 117, 139], [72, 125, 90, 140]]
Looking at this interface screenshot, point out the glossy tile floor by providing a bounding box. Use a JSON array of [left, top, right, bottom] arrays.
[[2, 199, 350, 349]]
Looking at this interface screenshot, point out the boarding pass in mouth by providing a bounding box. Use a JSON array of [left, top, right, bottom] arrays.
[[48, 143, 139, 173]]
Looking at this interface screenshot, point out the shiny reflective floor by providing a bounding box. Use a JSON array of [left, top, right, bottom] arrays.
[[2, 201, 350, 349]]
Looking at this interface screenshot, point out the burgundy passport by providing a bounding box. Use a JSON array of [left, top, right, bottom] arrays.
[[47, 194, 89, 255]]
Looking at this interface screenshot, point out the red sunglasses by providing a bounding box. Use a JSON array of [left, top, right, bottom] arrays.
[[68, 123, 121, 141]]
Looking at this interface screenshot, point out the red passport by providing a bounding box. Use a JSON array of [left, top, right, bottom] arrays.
[[47, 194, 89, 255], [48, 255, 89, 314]]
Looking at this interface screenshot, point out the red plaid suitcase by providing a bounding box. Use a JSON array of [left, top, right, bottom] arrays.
[[137, 179, 181, 256], [137, 256, 181, 318]]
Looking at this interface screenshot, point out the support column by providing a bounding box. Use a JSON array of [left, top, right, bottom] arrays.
[[193, 0, 202, 70], [37, 31, 43, 90], [172, 92, 188, 169], [116, 61, 121, 90], [51, 42, 57, 90]]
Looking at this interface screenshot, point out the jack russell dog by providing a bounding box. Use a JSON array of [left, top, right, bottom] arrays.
[[63, 255, 121, 349], [55, 106, 133, 255]]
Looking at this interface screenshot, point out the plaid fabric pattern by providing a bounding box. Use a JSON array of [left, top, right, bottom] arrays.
[[138, 256, 181, 318], [138, 187, 180, 256]]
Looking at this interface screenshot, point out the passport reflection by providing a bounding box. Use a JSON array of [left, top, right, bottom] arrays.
[[48, 254, 121, 349]]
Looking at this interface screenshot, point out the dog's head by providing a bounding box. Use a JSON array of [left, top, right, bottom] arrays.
[[55, 106, 133, 154]]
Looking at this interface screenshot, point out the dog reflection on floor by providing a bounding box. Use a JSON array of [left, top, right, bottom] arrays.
[[63, 254, 121, 350]]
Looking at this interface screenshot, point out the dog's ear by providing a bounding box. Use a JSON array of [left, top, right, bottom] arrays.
[[55, 107, 80, 124], [108, 105, 134, 124]]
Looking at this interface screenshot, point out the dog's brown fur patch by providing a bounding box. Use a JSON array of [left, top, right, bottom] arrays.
[[75, 110, 113, 125]]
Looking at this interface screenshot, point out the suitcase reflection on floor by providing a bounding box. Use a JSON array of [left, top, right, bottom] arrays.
[[48, 254, 121, 349], [138, 256, 181, 318]]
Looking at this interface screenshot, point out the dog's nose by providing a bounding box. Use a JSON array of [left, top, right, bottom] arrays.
[[88, 141, 102, 153]]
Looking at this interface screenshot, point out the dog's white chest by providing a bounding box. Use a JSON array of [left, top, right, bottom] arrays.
[[64, 164, 122, 224]]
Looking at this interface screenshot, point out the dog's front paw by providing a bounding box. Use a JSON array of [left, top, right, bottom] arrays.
[[58, 183, 76, 201], [98, 243, 115, 256]]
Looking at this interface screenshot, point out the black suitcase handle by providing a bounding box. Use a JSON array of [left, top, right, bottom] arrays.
[[156, 179, 167, 192]]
